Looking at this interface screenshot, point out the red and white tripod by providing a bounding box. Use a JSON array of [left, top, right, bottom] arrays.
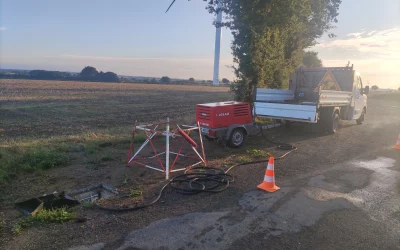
[[126, 118, 207, 179]]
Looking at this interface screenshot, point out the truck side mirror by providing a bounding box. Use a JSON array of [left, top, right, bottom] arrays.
[[364, 86, 370, 95]]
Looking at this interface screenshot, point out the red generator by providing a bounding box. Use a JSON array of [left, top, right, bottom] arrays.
[[196, 101, 253, 147]]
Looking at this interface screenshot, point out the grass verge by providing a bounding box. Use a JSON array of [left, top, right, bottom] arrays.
[[0, 127, 151, 185], [0, 147, 69, 183]]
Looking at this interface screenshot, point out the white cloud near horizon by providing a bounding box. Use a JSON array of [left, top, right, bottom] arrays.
[[0, 26, 7, 31], [314, 27, 400, 88]]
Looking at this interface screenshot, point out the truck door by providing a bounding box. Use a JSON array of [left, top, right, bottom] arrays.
[[354, 76, 364, 120]]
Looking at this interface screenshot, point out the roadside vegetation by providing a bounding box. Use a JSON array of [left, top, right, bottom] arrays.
[[0, 127, 146, 185], [12, 208, 75, 235]]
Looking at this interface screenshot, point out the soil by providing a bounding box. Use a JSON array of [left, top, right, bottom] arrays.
[[0, 79, 231, 139]]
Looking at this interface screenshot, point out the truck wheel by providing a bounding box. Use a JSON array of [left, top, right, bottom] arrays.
[[227, 128, 247, 148], [356, 109, 365, 125], [327, 113, 340, 134]]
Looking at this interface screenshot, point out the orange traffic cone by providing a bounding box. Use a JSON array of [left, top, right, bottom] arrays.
[[257, 157, 280, 192], [394, 133, 400, 151]]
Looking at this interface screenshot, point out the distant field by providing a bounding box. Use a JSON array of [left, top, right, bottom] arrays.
[[0, 79, 231, 139]]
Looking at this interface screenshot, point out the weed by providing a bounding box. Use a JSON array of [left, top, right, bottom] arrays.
[[81, 201, 94, 208], [246, 149, 271, 158], [133, 134, 147, 143], [98, 141, 113, 147], [101, 156, 114, 161], [12, 208, 75, 235], [20, 149, 68, 172], [255, 117, 274, 126], [122, 176, 131, 185], [129, 188, 143, 198], [0, 147, 68, 184], [12, 223, 22, 235], [236, 155, 252, 163], [83, 143, 99, 154]]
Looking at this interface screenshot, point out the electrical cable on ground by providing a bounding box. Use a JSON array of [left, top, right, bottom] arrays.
[[94, 126, 296, 212]]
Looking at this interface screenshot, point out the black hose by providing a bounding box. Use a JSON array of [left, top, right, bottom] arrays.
[[94, 167, 234, 211]]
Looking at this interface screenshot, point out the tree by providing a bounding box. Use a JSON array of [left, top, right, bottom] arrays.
[[371, 85, 379, 90], [303, 51, 323, 68], [28, 70, 72, 80], [80, 66, 98, 78], [188, 77, 195, 83], [222, 78, 230, 84], [98, 71, 120, 82], [160, 76, 171, 84], [206, 0, 341, 102]]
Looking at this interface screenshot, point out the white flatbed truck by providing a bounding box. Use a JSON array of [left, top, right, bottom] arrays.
[[254, 65, 369, 133]]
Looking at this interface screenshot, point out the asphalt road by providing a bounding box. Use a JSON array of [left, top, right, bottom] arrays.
[[70, 92, 400, 250]]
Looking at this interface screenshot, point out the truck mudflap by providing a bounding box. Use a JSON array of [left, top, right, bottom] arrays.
[[254, 102, 318, 123]]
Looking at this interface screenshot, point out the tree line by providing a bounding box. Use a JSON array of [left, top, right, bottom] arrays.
[[0, 66, 120, 83]]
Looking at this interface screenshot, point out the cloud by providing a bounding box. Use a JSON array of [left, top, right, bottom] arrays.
[[317, 28, 400, 59], [314, 28, 400, 88], [0, 26, 7, 31], [347, 31, 366, 38]]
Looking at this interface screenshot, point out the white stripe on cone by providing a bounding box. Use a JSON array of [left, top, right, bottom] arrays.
[[264, 175, 275, 183], [267, 163, 274, 170]]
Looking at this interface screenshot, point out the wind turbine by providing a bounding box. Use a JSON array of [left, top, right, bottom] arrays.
[[166, 0, 223, 86]]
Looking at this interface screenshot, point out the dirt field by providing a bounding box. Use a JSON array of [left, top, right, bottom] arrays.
[[0, 79, 231, 139], [0, 79, 277, 249], [2, 79, 399, 249]]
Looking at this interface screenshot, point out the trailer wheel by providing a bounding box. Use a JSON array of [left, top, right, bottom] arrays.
[[327, 112, 340, 134], [227, 128, 247, 148], [204, 135, 215, 141], [356, 108, 365, 125]]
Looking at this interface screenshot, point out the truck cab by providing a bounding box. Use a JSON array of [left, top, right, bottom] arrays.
[[352, 72, 368, 123]]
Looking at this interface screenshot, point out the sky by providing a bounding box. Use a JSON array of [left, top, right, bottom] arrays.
[[0, 0, 399, 88]]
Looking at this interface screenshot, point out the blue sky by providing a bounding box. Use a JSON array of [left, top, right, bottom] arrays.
[[0, 0, 399, 88]]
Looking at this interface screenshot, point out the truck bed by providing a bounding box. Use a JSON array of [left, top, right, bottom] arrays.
[[254, 88, 353, 123]]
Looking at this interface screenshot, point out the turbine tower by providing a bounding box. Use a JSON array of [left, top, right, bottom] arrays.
[[212, 0, 223, 86], [166, 0, 223, 86]]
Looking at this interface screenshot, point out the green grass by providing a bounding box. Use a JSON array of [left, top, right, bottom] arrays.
[[101, 155, 114, 161], [236, 155, 253, 163], [12, 208, 75, 235], [246, 148, 271, 158], [80, 201, 95, 208], [133, 134, 147, 143], [0, 147, 69, 183], [129, 187, 143, 198], [0, 128, 138, 184]]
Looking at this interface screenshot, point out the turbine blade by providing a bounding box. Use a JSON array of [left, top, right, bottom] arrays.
[[165, 0, 177, 13]]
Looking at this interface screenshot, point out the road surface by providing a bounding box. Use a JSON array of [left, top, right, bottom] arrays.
[[14, 92, 400, 250]]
